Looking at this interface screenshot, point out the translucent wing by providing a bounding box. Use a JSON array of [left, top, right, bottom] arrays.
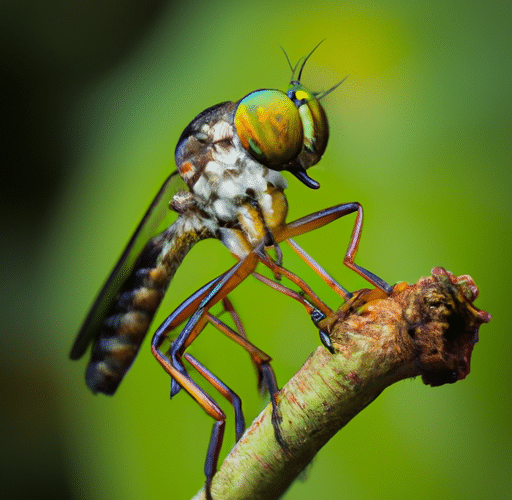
[[70, 171, 187, 359]]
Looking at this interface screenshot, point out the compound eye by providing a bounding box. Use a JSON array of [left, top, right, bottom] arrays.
[[288, 87, 329, 169], [234, 89, 303, 169]]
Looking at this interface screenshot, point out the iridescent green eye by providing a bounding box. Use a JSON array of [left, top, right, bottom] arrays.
[[287, 85, 329, 169], [234, 89, 303, 168]]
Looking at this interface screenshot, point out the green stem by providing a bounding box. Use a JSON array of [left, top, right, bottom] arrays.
[[192, 268, 490, 500]]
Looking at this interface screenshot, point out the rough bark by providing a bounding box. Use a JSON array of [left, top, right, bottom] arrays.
[[192, 268, 491, 500]]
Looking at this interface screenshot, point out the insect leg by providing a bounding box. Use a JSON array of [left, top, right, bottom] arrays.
[[277, 202, 393, 294], [151, 275, 223, 350], [205, 422, 224, 500], [203, 308, 285, 446], [151, 275, 225, 397], [167, 250, 261, 395], [286, 238, 352, 300], [256, 249, 333, 317], [151, 343, 226, 500], [205, 310, 274, 394], [184, 353, 245, 442], [215, 297, 269, 391], [151, 261, 274, 399], [163, 246, 287, 446], [164, 292, 278, 400], [251, 265, 336, 353], [220, 297, 245, 339]]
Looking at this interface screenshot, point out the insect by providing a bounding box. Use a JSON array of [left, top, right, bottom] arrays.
[[71, 43, 392, 497]]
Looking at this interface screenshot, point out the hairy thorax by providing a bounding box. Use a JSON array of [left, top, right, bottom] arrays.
[[174, 101, 290, 258]]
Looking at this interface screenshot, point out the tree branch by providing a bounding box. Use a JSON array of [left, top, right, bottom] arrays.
[[192, 268, 491, 500]]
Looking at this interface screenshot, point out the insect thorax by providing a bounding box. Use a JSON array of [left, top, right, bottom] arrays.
[[174, 101, 289, 256]]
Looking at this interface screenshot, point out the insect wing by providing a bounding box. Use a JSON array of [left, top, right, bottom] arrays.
[[70, 171, 187, 359]]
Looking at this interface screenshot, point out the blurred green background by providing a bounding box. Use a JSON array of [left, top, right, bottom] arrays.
[[1, 1, 510, 499]]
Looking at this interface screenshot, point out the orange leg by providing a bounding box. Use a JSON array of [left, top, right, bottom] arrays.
[[151, 344, 225, 500], [220, 297, 246, 339], [159, 203, 391, 414], [201, 309, 284, 444], [151, 256, 279, 402], [153, 345, 247, 499], [205, 309, 273, 392], [183, 352, 244, 439], [286, 238, 351, 299], [276, 202, 392, 294], [152, 248, 287, 482], [150, 273, 241, 499], [165, 249, 284, 436], [256, 249, 333, 317], [151, 203, 391, 492], [165, 250, 261, 396]]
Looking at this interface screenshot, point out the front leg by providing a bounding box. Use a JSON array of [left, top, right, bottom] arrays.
[[276, 202, 393, 294]]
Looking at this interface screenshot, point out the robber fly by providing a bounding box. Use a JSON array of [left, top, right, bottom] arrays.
[[71, 42, 392, 497]]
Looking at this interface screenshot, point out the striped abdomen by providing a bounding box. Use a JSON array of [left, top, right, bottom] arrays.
[[85, 219, 211, 395]]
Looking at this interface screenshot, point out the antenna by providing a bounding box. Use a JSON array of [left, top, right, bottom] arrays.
[[296, 39, 326, 82], [280, 46, 303, 81], [316, 74, 349, 100]]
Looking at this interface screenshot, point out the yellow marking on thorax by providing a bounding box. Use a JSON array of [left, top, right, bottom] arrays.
[[229, 185, 289, 255], [262, 185, 288, 231]]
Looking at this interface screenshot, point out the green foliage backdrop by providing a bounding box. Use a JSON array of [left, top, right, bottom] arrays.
[[1, 1, 510, 499]]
